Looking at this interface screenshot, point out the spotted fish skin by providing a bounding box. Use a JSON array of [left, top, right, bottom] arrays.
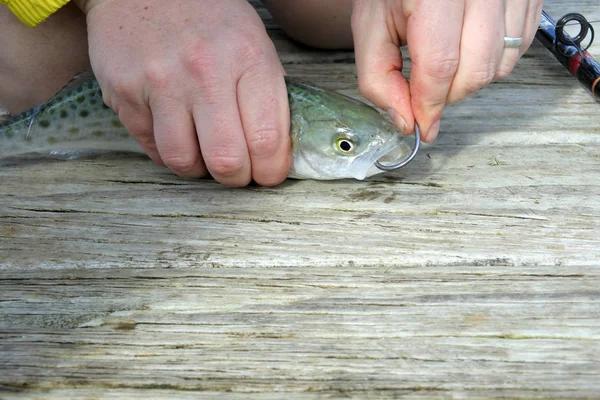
[[1, 72, 409, 180], [0, 72, 137, 157]]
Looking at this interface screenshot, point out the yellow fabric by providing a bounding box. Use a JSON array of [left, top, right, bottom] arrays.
[[1, 0, 71, 27]]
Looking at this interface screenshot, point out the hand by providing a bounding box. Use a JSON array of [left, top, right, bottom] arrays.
[[75, 0, 291, 186], [351, 0, 544, 142]]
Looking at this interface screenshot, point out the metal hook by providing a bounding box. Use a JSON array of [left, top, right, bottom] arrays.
[[375, 124, 421, 171]]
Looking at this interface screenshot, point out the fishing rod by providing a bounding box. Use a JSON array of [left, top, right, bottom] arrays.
[[536, 10, 600, 102]]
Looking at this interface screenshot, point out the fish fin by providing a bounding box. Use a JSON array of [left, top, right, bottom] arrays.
[[26, 104, 43, 139], [59, 70, 97, 92]]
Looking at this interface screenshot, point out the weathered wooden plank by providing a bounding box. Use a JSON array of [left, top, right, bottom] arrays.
[[1, 266, 599, 397], [1, 137, 599, 268], [1, 0, 600, 399], [1, 390, 598, 400]]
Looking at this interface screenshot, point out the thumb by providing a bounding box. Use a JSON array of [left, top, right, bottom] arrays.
[[351, 0, 414, 135]]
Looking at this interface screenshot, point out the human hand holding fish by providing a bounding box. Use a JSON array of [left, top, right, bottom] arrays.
[[73, 0, 292, 187], [78, 0, 544, 181], [2, 0, 575, 185], [0, 0, 417, 183]]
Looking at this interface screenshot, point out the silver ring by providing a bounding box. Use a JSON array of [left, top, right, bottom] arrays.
[[504, 36, 523, 48]]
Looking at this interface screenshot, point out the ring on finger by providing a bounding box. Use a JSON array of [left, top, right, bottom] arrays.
[[503, 36, 523, 48]]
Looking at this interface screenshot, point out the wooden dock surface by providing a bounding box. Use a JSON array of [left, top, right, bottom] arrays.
[[1, 1, 599, 398]]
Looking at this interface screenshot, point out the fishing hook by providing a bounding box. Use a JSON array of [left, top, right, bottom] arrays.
[[375, 124, 420, 171]]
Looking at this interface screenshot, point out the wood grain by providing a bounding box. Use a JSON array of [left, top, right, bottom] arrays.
[[1, 1, 600, 398]]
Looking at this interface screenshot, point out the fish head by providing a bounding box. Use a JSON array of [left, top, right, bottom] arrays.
[[289, 89, 412, 180]]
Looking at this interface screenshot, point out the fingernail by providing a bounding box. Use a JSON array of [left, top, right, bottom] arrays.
[[387, 108, 408, 134], [425, 120, 441, 142]]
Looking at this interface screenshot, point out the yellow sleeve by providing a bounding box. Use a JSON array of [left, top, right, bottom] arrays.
[[1, 0, 71, 27]]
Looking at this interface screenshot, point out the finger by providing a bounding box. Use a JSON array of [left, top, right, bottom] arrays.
[[150, 96, 207, 178], [351, 0, 413, 134], [407, 0, 465, 142], [496, 0, 528, 79], [116, 102, 164, 166], [236, 47, 290, 186], [520, 0, 544, 57], [447, 0, 504, 104], [193, 80, 252, 187]]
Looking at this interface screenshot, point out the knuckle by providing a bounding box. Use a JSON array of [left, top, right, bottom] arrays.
[[496, 52, 520, 80], [162, 154, 202, 176], [118, 112, 151, 137], [247, 128, 284, 159], [495, 63, 516, 80], [111, 79, 137, 102], [464, 66, 496, 94], [415, 51, 460, 81], [183, 45, 226, 103], [185, 43, 219, 81], [205, 153, 246, 178], [144, 61, 173, 89], [357, 78, 380, 101], [129, 130, 160, 162], [131, 131, 157, 151]]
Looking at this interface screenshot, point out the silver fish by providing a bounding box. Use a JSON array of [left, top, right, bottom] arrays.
[[0, 72, 412, 180]]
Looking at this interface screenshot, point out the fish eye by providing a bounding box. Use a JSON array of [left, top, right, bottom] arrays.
[[335, 136, 357, 155]]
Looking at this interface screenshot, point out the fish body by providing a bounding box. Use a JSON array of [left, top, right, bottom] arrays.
[[0, 73, 410, 180]]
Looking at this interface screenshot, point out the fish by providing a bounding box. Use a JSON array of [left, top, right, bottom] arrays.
[[0, 72, 412, 180]]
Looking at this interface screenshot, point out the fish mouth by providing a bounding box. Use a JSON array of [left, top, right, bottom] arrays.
[[347, 136, 411, 180]]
